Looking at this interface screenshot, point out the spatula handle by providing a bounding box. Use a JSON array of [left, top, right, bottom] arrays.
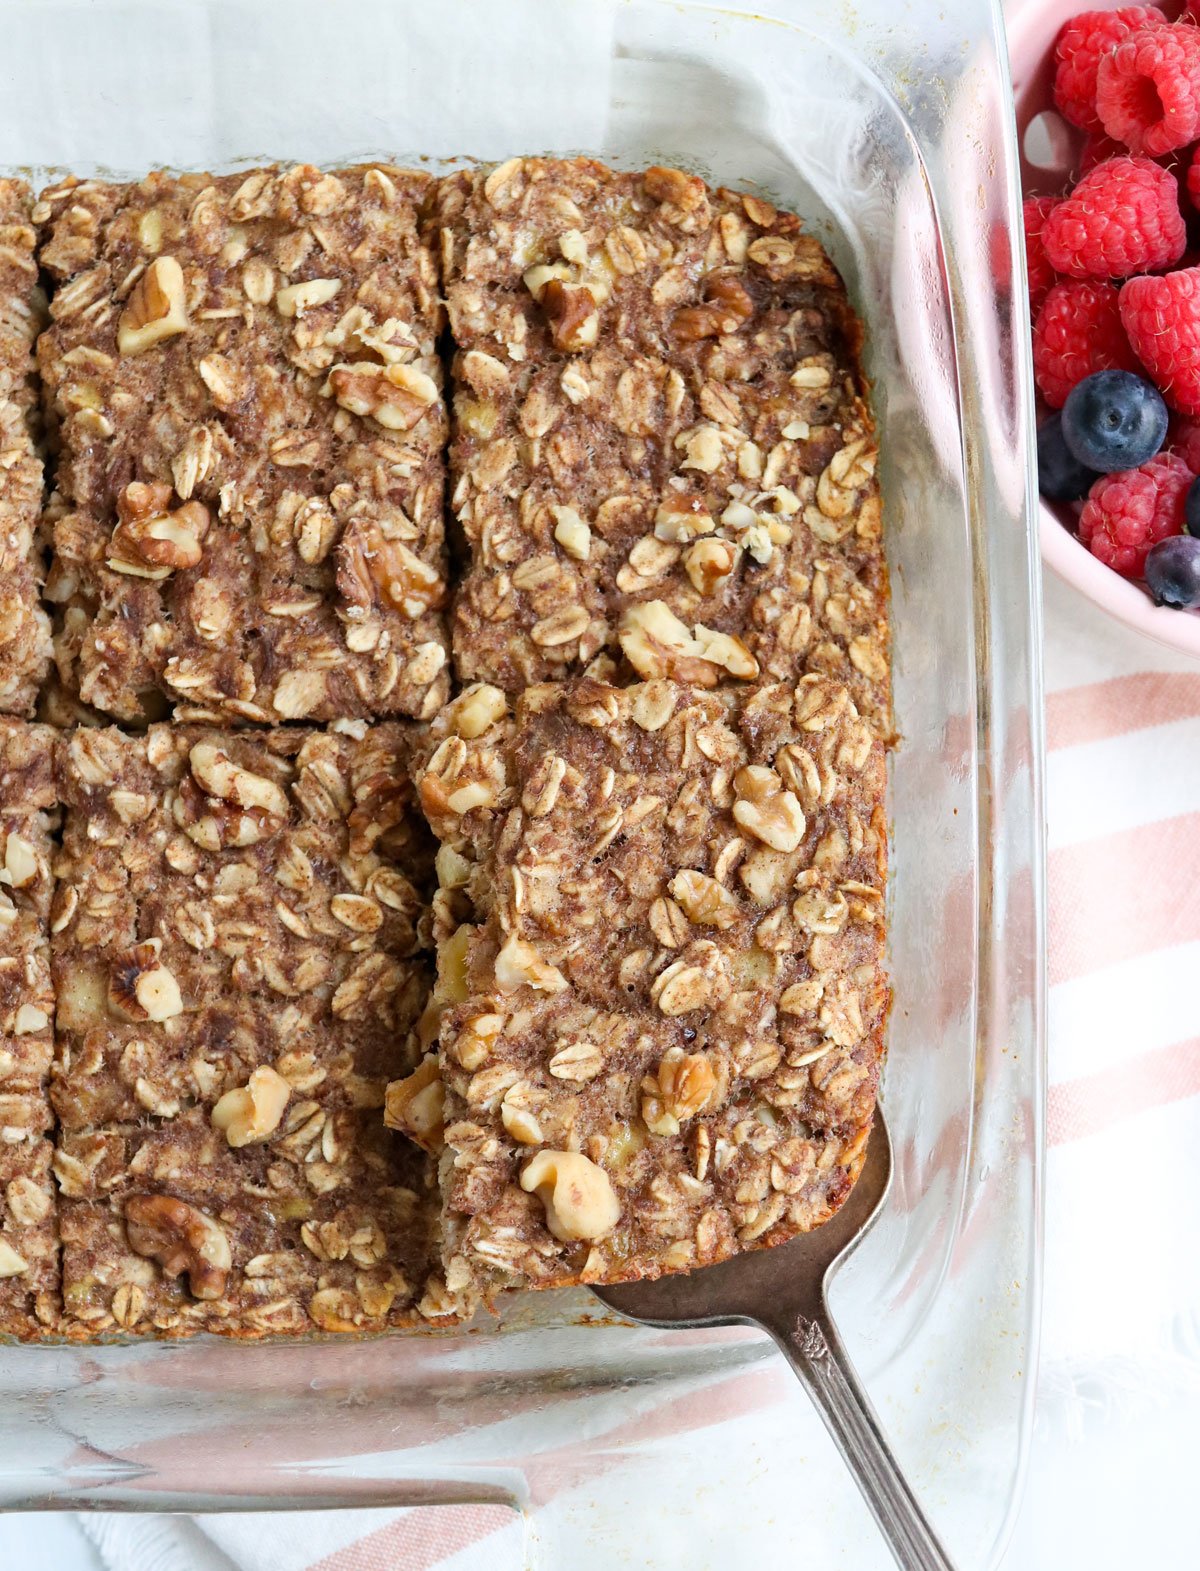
[[777, 1307, 958, 1571]]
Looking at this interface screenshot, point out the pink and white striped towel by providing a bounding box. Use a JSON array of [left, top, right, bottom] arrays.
[[5, 572, 1193, 1571]]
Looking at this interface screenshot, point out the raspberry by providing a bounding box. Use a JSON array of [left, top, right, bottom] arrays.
[[1053, 7, 1166, 133], [1120, 265, 1200, 413], [1097, 24, 1200, 156], [1187, 142, 1200, 208], [1079, 131, 1127, 175], [1042, 156, 1185, 277], [1023, 197, 1059, 317], [1078, 451, 1191, 575], [1033, 280, 1141, 407], [1169, 413, 1200, 469]]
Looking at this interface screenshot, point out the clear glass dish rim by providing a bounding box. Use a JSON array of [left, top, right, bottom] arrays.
[[0, 2, 1047, 1560]]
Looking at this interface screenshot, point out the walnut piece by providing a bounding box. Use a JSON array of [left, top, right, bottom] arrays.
[[493, 933, 568, 995], [0, 1239, 28, 1278], [732, 764, 806, 852], [539, 280, 599, 352], [337, 520, 446, 617], [328, 360, 439, 431], [107, 482, 211, 579], [443, 683, 508, 740], [117, 256, 189, 355], [618, 601, 757, 685], [520, 1150, 620, 1241], [384, 1054, 446, 1152], [189, 741, 289, 818], [108, 938, 184, 1023], [124, 1194, 231, 1301], [641, 1047, 716, 1136], [211, 1065, 292, 1147], [1, 831, 39, 890], [673, 273, 755, 342]]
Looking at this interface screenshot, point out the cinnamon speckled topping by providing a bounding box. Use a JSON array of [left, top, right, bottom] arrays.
[[36, 163, 450, 728], [437, 159, 889, 735], [0, 180, 52, 716], [393, 674, 887, 1297]]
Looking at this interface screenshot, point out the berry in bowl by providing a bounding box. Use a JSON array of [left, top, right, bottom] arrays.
[[1009, 0, 1200, 651]]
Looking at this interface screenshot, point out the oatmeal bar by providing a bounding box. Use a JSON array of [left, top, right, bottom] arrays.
[[0, 721, 58, 1335], [393, 675, 887, 1296], [51, 722, 457, 1337], [37, 163, 450, 727], [0, 180, 52, 715], [437, 159, 888, 732]]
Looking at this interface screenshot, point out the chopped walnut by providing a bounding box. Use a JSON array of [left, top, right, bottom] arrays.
[[641, 1047, 716, 1136], [520, 1150, 621, 1241], [384, 1054, 446, 1152], [732, 765, 806, 852], [211, 1065, 292, 1147], [108, 939, 184, 1023], [539, 280, 599, 352], [124, 1194, 231, 1300], [673, 273, 755, 341], [493, 933, 567, 995], [108, 482, 211, 579], [117, 256, 188, 354], [189, 741, 289, 818], [328, 360, 439, 431], [337, 520, 446, 618]]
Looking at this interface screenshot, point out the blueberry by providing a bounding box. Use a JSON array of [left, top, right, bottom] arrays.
[[1145, 535, 1200, 609], [1061, 370, 1168, 472], [1037, 413, 1098, 501], [1186, 475, 1200, 537]]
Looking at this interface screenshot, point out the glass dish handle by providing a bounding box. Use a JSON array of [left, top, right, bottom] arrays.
[[777, 1308, 958, 1571]]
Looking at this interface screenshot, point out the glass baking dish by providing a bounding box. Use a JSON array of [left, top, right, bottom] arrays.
[[0, 0, 1045, 1565]]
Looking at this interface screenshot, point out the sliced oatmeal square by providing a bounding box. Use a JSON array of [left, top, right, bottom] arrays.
[[393, 675, 888, 1298], [0, 179, 52, 716], [0, 1115, 58, 1338], [51, 722, 459, 1336], [437, 159, 889, 733], [0, 720, 58, 1336], [37, 162, 450, 727]]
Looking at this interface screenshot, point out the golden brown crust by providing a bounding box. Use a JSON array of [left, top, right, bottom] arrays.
[[401, 675, 888, 1298], [437, 159, 889, 735], [0, 179, 52, 716], [50, 722, 463, 1337], [36, 164, 451, 727]]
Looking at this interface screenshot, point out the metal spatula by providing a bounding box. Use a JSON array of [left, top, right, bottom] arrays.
[[592, 1111, 957, 1571]]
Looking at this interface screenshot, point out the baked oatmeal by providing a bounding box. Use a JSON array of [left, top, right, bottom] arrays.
[[391, 675, 887, 1296], [0, 721, 59, 1335], [51, 722, 459, 1336], [437, 159, 889, 734], [36, 163, 450, 728], [0, 180, 52, 716]]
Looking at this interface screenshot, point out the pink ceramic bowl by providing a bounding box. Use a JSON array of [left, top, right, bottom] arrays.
[[1009, 0, 1200, 657]]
